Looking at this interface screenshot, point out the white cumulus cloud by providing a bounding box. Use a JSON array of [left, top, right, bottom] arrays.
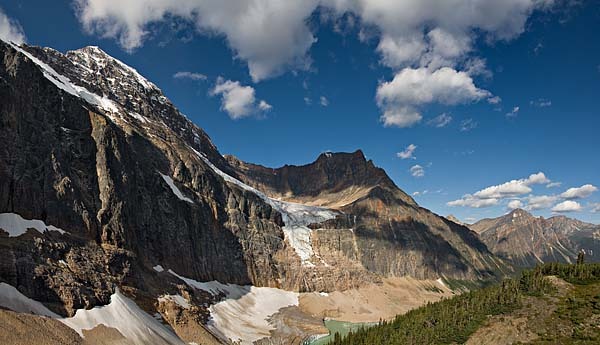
[[173, 71, 207, 81], [448, 195, 499, 208], [448, 172, 551, 208], [320, 96, 329, 107], [530, 98, 552, 107], [409, 164, 424, 177], [525, 194, 559, 210], [427, 113, 452, 128], [473, 172, 549, 199], [72, 0, 555, 84], [487, 96, 502, 105], [74, 0, 318, 81], [0, 8, 26, 44], [560, 184, 598, 199], [526, 172, 552, 185], [546, 182, 562, 188], [258, 100, 272, 111], [210, 77, 271, 119], [376, 67, 491, 127], [460, 119, 478, 132], [506, 106, 520, 117], [552, 200, 582, 213], [397, 144, 417, 159], [507, 199, 523, 210]]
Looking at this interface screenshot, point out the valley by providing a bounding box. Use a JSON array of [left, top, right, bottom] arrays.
[[0, 34, 598, 345]]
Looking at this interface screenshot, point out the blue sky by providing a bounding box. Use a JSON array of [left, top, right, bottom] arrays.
[[1, 0, 599, 223]]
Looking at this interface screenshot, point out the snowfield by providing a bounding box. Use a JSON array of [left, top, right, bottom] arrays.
[[0, 283, 60, 318], [0, 283, 184, 345], [193, 148, 337, 266], [0, 213, 66, 237], [169, 270, 299, 345], [60, 289, 184, 345]]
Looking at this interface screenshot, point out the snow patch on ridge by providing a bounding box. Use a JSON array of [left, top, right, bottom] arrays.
[[0, 283, 184, 344], [60, 289, 184, 345], [160, 173, 194, 204], [0, 283, 60, 318], [8, 43, 119, 113], [436, 278, 448, 290], [0, 213, 66, 237], [158, 294, 190, 309], [192, 148, 337, 266], [7, 42, 149, 125], [169, 270, 298, 345]]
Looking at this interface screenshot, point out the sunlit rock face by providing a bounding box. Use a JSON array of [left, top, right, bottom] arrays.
[[471, 209, 600, 267]]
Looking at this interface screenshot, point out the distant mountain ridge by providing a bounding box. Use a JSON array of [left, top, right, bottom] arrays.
[[471, 209, 600, 267]]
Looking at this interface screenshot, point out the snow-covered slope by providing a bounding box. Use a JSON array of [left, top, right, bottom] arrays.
[[0, 282, 184, 345], [169, 270, 298, 345], [60, 289, 184, 345], [6, 42, 121, 117], [0, 283, 60, 317]]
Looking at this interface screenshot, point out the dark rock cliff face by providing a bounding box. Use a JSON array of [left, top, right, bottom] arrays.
[[471, 209, 600, 267], [0, 41, 285, 314], [227, 153, 507, 281], [0, 40, 506, 316], [225, 151, 415, 206]]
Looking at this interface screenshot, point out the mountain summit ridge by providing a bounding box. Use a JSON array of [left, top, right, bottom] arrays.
[[225, 149, 416, 208], [471, 208, 600, 266]]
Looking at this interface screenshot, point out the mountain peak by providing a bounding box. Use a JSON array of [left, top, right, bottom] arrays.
[[507, 208, 534, 219], [66, 45, 157, 91], [446, 215, 465, 226], [226, 149, 416, 207], [316, 149, 367, 163], [73, 45, 107, 56]]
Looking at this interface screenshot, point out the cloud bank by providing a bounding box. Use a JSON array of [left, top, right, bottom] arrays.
[[72, 0, 555, 119], [448, 172, 598, 215]]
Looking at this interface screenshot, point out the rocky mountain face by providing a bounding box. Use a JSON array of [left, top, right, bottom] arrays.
[[471, 209, 600, 267], [227, 153, 507, 282], [0, 39, 507, 343]]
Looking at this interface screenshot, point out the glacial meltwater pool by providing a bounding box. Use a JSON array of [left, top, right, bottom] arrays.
[[306, 319, 377, 345]]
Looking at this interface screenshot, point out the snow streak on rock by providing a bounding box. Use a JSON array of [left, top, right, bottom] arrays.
[[0, 213, 66, 237], [160, 173, 194, 204]]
